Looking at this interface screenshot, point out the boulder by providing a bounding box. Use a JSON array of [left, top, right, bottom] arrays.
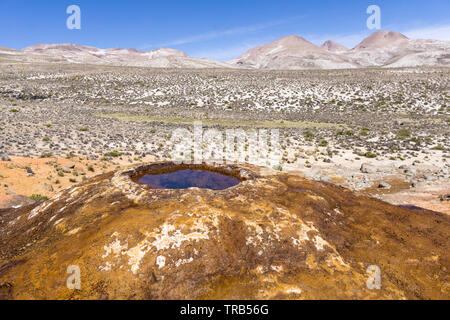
[[25, 167, 35, 176], [360, 163, 376, 174], [61, 162, 76, 173], [0, 155, 11, 162], [44, 182, 54, 192], [378, 182, 392, 189]]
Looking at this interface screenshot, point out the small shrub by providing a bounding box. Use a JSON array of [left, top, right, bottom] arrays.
[[106, 151, 122, 157], [40, 152, 53, 158], [318, 140, 329, 147], [304, 131, 314, 139], [273, 165, 283, 171], [364, 151, 378, 158], [397, 129, 411, 140], [432, 144, 445, 151], [360, 128, 369, 136], [29, 194, 48, 202]]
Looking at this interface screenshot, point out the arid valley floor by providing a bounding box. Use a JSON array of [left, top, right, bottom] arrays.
[[0, 61, 449, 300], [0, 63, 448, 213]]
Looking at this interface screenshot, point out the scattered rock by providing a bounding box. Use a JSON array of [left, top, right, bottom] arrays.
[[43, 182, 54, 192], [1, 155, 11, 162], [0, 194, 35, 209], [360, 163, 375, 174], [64, 162, 76, 169], [25, 167, 35, 176], [61, 162, 76, 173], [1, 162, 448, 300], [378, 182, 392, 189], [319, 176, 331, 182]]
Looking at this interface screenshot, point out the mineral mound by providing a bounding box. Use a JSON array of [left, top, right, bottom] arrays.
[[0, 162, 448, 300]]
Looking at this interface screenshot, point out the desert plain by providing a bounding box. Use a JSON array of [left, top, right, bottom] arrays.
[[0, 63, 448, 214]]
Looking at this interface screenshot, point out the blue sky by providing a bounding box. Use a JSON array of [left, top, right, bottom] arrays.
[[1, 0, 449, 60]]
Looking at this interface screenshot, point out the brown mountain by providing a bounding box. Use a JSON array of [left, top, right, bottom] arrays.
[[18, 43, 230, 69], [1, 30, 449, 69], [346, 30, 450, 67], [229, 35, 356, 69], [320, 40, 349, 52], [353, 31, 409, 50]]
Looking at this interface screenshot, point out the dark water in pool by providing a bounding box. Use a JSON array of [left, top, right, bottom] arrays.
[[399, 205, 425, 210], [137, 169, 240, 190]]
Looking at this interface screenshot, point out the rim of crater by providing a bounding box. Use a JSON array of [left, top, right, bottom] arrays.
[[111, 161, 261, 199]]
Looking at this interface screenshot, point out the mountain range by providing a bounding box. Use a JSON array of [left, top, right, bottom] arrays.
[[1, 31, 449, 69], [1, 44, 230, 69]]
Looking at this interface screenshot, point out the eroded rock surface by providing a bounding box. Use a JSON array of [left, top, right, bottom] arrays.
[[0, 162, 448, 300]]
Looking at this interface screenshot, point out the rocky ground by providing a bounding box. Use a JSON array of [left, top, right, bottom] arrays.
[[0, 156, 155, 209], [0, 163, 448, 299], [0, 63, 448, 213]]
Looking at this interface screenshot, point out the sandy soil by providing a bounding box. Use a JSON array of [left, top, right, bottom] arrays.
[[379, 180, 450, 215], [0, 156, 154, 209], [0, 156, 447, 214]]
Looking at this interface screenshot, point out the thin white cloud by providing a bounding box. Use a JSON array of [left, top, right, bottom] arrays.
[[191, 23, 450, 61], [140, 15, 304, 49], [190, 37, 275, 61], [194, 30, 372, 61], [190, 44, 254, 61], [142, 19, 450, 60], [402, 24, 450, 41]]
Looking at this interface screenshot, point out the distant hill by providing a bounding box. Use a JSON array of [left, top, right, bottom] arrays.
[[320, 40, 349, 53], [1, 30, 449, 69], [229, 30, 450, 69], [11, 43, 231, 69], [228, 35, 356, 69]]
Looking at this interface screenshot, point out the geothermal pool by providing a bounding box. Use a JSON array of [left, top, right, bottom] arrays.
[[136, 169, 241, 190]]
